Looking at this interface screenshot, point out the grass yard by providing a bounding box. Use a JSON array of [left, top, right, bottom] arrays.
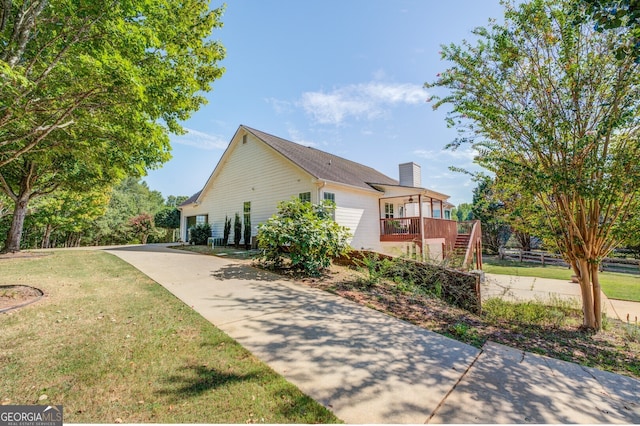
[[483, 257, 640, 302], [0, 250, 339, 424]]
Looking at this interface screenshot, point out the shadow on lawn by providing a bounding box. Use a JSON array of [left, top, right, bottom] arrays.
[[156, 365, 261, 399]]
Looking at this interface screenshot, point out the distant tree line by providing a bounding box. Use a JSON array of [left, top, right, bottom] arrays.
[[0, 178, 187, 249]]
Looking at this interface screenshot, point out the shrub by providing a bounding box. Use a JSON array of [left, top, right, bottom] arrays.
[[257, 198, 351, 276], [244, 215, 252, 248], [233, 213, 241, 248], [223, 215, 231, 245], [129, 213, 155, 244], [189, 223, 212, 245]]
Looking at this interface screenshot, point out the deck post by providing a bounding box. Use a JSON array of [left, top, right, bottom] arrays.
[[418, 194, 425, 261]]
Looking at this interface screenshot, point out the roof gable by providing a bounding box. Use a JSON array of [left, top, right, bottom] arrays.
[[243, 126, 398, 190]]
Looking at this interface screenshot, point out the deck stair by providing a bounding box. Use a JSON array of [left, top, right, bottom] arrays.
[[454, 234, 471, 253]]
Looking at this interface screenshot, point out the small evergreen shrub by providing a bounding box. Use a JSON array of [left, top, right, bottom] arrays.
[[233, 213, 241, 248], [223, 215, 231, 245], [189, 223, 212, 245]]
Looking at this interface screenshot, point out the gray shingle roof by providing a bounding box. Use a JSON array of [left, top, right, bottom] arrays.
[[179, 190, 201, 207], [181, 125, 402, 206], [243, 126, 398, 190]]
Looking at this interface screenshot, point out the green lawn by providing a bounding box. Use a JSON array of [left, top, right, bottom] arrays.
[[0, 250, 340, 424], [483, 257, 640, 302]]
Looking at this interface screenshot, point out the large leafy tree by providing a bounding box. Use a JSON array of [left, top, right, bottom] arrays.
[[0, 0, 225, 167], [427, 0, 640, 329], [471, 177, 511, 255], [584, 0, 639, 60], [28, 188, 109, 248], [91, 178, 165, 245], [0, 0, 225, 252]]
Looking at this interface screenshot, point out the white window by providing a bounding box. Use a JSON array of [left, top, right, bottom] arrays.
[[299, 192, 311, 203], [384, 203, 394, 219], [323, 192, 335, 203]]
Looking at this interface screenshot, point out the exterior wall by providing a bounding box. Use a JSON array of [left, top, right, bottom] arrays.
[[181, 131, 316, 243], [321, 183, 382, 251]]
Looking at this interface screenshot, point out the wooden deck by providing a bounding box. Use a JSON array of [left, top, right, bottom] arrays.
[[380, 218, 482, 270]]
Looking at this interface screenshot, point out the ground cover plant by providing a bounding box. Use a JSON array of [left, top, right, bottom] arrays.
[[0, 251, 339, 424]]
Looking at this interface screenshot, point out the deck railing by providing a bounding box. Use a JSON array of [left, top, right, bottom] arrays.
[[462, 220, 482, 270], [379, 217, 458, 247], [379, 217, 421, 241]]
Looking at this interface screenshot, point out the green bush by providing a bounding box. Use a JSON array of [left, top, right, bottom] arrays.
[[189, 223, 212, 245], [233, 213, 241, 248], [257, 198, 351, 276], [223, 215, 231, 245]]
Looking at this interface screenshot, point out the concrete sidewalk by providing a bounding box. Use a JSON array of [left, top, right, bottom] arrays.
[[107, 245, 640, 424], [483, 273, 640, 322]]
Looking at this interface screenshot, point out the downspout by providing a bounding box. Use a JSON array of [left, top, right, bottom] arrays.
[[317, 180, 326, 203]]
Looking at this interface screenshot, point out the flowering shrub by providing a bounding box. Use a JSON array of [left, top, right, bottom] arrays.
[[129, 213, 155, 244]]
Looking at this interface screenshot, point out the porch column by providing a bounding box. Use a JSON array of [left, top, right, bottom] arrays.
[[418, 194, 425, 261]]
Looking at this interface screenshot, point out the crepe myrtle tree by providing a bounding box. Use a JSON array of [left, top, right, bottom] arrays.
[[426, 0, 640, 330], [257, 198, 351, 277]]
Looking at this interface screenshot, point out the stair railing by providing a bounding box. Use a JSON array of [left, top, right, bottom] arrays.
[[462, 220, 482, 270]]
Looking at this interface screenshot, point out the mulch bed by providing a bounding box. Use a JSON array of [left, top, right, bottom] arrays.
[[0, 285, 44, 311]]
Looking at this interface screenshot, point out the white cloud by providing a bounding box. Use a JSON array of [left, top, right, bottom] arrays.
[[172, 128, 228, 150], [414, 147, 477, 162], [265, 98, 294, 114], [299, 82, 428, 125]]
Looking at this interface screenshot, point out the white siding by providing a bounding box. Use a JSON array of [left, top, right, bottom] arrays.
[[322, 184, 382, 251], [184, 131, 316, 243]]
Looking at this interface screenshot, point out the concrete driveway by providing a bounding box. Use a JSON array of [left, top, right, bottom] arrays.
[[107, 245, 640, 424]]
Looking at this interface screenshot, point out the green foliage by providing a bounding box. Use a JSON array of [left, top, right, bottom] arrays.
[[471, 177, 511, 254], [0, 0, 225, 251], [452, 203, 473, 222], [243, 215, 252, 248], [584, 0, 640, 60], [257, 198, 351, 277], [91, 178, 168, 246], [356, 252, 395, 286], [189, 223, 212, 246], [0, 0, 225, 168], [129, 213, 155, 244], [223, 215, 231, 246], [155, 208, 180, 230], [483, 297, 575, 328], [233, 213, 242, 248], [427, 0, 640, 329]]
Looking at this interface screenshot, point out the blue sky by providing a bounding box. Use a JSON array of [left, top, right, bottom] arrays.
[[144, 0, 508, 206]]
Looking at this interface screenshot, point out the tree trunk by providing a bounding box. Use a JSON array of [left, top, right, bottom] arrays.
[[42, 223, 52, 248], [591, 263, 603, 330], [573, 258, 598, 330], [2, 194, 31, 253]]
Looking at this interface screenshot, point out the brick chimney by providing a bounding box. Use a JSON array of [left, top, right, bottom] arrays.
[[399, 162, 421, 187]]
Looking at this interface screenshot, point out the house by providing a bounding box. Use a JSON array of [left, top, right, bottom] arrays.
[[179, 125, 482, 268]]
